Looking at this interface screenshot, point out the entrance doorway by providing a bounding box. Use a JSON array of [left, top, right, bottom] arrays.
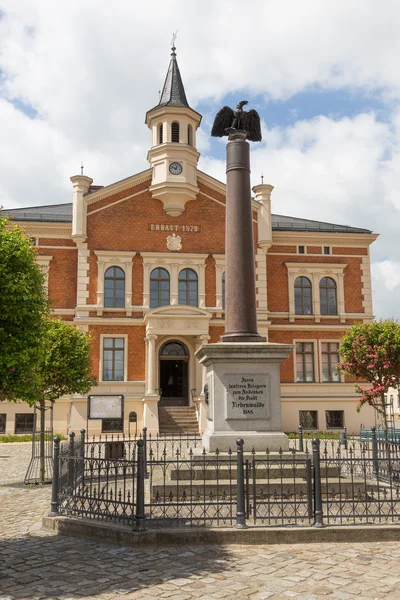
[[159, 341, 189, 406]]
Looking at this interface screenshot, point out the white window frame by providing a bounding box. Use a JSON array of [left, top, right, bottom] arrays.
[[142, 253, 208, 310], [293, 339, 319, 383], [100, 334, 128, 382], [214, 255, 225, 311], [285, 262, 346, 323], [318, 339, 344, 384], [94, 251, 135, 315]]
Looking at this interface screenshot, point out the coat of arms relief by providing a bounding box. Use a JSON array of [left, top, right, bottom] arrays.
[[166, 233, 182, 251]]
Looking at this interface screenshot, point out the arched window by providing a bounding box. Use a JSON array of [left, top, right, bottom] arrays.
[[222, 271, 225, 309], [320, 277, 337, 315], [294, 276, 312, 315], [150, 268, 170, 308], [160, 341, 189, 356], [178, 268, 198, 306], [171, 122, 180, 143], [104, 266, 125, 308], [158, 123, 163, 144], [187, 124, 193, 146]]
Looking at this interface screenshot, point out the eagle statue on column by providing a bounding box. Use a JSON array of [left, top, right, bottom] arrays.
[[211, 100, 262, 142]]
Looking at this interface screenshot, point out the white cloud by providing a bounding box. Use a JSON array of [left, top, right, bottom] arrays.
[[1, 1, 400, 318]]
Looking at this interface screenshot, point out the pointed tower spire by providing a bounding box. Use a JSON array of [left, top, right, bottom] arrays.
[[157, 43, 190, 109], [145, 42, 202, 216]]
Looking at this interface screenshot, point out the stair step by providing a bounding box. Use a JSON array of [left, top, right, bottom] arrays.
[[158, 405, 199, 435]]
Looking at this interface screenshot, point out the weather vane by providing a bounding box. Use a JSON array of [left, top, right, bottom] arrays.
[[171, 30, 178, 48], [81, 162, 84, 175]]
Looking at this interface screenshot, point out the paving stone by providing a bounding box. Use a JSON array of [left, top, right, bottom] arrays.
[[3, 444, 400, 600]]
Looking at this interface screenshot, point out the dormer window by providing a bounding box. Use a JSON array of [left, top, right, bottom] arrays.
[[158, 123, 163, 144], [171, 122, 180, 143]]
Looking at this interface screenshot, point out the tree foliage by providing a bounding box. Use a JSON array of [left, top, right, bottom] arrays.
[[339, 320, 400, 425], [18, 318, 97, 406], [0, 216, 49, 400]]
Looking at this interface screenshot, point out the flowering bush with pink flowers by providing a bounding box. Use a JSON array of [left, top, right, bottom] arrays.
[[339, 320, 400, 429]]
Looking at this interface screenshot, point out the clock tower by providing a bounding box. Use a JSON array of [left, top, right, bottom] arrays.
[[145, 45, 202, 216]]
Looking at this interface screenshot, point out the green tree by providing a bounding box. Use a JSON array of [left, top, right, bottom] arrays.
[[0, 216, 48, 401], [339, 320, 400, 432], [20, 318, 97, 482]]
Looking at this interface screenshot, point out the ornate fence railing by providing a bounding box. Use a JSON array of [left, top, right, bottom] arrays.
[[49, 428, 400, 530]]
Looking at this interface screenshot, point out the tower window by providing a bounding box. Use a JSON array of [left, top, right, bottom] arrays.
[[188, 124, 193, 146], [158, 123, 163, 144], [171, 122, 180, 143]]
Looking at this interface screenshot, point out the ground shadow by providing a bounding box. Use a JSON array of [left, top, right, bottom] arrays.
[[0, 530, 235, 599]]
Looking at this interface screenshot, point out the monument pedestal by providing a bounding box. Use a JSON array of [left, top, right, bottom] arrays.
[[195, 342, 293, 452]]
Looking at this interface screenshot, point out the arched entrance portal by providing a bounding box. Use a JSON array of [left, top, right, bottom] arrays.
[[159, 341, 189, 406]]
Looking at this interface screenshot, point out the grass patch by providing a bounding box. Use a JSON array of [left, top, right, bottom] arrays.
[[0, 433, 67, 443], [287, 431, 340, 440]]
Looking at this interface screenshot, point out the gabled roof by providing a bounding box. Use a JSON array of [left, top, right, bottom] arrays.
[[147, 46, 190, 113], [0, 202, 372, 234]]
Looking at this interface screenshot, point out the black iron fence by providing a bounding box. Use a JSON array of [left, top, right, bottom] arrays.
[[49, 428, 400, 530]]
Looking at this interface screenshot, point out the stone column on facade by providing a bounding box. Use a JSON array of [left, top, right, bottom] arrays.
[[145, 334, 158, 395], [198, 263, 206, 308], [142, 261, 150, 309], [143, 333, 160, 435], [312, 272, 321, 323], [125, 259, 133, 312], [215, 259, 225, 310], [170, 263, 179, 305], [195, 334, 210, 434], [71, 173, 92, 318]]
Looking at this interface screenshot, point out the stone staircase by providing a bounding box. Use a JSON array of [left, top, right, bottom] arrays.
[[158, 406, 199, 435]]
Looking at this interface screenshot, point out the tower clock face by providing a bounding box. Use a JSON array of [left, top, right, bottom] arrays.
[[169, 162, 183, 175]]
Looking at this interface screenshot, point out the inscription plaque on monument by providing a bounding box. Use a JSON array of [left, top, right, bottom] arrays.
[[225, 374, 270, 420]]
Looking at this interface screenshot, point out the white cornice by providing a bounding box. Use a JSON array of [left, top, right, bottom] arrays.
[[85, 170, 152, 205], [272, 231, 378, 246], [285, 262, 347, 273], [141, 252, 209, 265], [23, 225, 72, 238], [197, 171, 226, 195]]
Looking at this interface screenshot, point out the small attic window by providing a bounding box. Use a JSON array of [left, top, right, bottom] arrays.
[[158, 123, 163, 144], [171, 122, 180, 143]]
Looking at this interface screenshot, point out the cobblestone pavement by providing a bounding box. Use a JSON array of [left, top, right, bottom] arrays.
[[2, 443, 400, 600]]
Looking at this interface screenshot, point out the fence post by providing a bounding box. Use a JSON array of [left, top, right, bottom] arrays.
[[80, 429, 86, 457], [236, 438, 247, 529], [79, 429, 86, 488], [339, 426, 348, 450], [49, 437, 60, 516], [371, 426, 379, 479], [135, 439, 146, 531], [312, 438, 324, 528], [298, 424, 304, 453], [68, 432, 75, 491], [142, 427, 149, 478]]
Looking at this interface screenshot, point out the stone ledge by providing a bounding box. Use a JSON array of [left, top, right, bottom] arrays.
[[42, 515, 400, 547]]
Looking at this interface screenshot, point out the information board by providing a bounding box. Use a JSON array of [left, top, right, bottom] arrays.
[[88, 395, 123, 419]]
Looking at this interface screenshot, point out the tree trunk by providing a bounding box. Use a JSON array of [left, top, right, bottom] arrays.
[[381, 392, 389, 439], [39, 398, 45, 484]]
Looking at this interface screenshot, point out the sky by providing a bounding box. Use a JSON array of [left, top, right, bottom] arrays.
[[0, 0, 400, 319]]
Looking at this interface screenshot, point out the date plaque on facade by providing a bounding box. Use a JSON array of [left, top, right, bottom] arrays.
[[88, 395, 124, 419], [225, 374, 270, 420]]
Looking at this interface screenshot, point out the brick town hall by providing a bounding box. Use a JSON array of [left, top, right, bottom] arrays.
[[1, 47, 378, 437]]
